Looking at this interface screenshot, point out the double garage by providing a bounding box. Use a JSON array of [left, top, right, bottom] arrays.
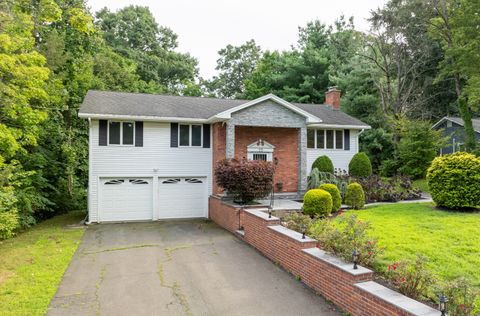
[[98, 176, 208, 222]]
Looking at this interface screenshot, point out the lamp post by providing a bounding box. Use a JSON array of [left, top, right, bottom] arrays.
[[352, 249, 359, 270], [439, 294, 448, 316], [301, 224, 306, 239]]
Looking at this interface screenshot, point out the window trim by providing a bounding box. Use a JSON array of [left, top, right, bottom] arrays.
[[107, 120, 135, 146], [178, 124, 203, 147], [307, 128, 344, 150]]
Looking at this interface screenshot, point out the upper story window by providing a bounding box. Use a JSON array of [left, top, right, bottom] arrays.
[[109, 121, 134, 146], [307, 129, 344, 150], [179, 124, 203, 147]]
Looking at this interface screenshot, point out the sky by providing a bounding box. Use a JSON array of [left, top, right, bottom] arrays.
[[86, 0, 388, 79]]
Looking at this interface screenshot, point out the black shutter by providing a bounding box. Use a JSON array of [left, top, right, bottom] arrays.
[[344, 129, 350, 150], [203, 124, 210, 148], [170, 123, 178, 147], [135, 121, 143, 147], [99, 120, 108, 146]]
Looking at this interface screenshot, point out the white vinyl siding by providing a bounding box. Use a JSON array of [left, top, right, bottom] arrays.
[[88, 120, 212, 223], [307, 129, 360, 173]]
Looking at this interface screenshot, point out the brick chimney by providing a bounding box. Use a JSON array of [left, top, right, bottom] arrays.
[[325, 86, 341, 110]]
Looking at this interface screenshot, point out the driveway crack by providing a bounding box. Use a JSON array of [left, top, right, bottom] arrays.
[[157, 245, 192, 316]]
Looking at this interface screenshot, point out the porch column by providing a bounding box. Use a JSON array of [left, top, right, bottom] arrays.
[[226, 122, 235, 159], [298, 127, 307, 192]]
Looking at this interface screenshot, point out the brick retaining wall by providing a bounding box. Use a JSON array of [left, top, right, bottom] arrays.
[[208, 197, 440, 316]]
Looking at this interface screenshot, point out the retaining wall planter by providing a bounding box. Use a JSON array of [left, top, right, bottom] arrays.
[[208, 196, 440, 316]]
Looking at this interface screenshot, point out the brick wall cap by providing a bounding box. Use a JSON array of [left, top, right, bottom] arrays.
[[302, 248, 373, 276], [268, 225, 316, 243], [355, 281, 440, 316], [244, 209, 280, 221]]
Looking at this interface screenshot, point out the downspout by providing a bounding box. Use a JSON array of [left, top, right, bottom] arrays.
[[86, 117, 92, 225]]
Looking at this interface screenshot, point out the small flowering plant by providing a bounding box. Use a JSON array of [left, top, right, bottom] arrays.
[[386, 255, 435, 300], [310, 214, 384, 268], [439, 277, 479, 316]]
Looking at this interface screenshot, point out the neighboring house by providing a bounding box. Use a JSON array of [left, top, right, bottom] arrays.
[[432, 116, 480, 154], [79, 87, 370, 222]]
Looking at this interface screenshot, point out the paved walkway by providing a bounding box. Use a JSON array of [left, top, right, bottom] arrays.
[[48, 220, 340, 316]]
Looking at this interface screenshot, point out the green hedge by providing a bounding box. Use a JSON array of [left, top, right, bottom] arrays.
[[345, 182, 365, 210], [319, 183, 342, 212], [426, 152, 480, 209], [312, 155, 334, 174], [349, 152, 372, 178], [303, 189, 333, 217]]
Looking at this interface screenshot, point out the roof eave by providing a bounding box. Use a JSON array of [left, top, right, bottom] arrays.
[[307, 123, 371, 130], [78, 112, 208, 123]]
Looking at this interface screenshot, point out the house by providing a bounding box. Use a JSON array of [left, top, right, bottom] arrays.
[[432, 116, 480, 154], [79, 87, 370, 223]]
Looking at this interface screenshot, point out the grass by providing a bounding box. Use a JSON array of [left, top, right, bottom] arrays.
[[0, 212, 86, 316], [343, 203, 480, 288], [413, 179, 430, 193]]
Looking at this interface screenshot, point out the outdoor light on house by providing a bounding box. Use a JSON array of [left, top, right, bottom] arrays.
[[352, 249, 359, 270], [439, 294, 448, 316]]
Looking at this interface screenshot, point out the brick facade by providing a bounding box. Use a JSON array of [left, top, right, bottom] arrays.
[[208, 197, 440, 316], [212, 123, 227, 195], [234, 126, 299, 192], [211, 123, 300, 194]]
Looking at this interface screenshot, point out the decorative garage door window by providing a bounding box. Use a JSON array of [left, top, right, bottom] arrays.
[[104, 179, 124, 185], [185, 178, 203, 184], [162, 178, 181, 184], [129, 179, 149, 184], [247, 139, 275, 162]]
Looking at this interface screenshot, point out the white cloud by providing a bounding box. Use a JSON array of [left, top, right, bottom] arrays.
[[87, 0, 387, 79]]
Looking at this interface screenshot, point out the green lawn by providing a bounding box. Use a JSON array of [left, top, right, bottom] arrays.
[[343, 203, 480, 289], [0, 212, 86, 316], [413, 179, 430, 193]]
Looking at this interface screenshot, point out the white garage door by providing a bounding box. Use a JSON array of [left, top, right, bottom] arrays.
[[158, 177, 207, 219], [99, 178, 153, 222]]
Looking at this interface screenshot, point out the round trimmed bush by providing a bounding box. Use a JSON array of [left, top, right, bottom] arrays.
[[426, 152, 480, 209], [345, 182, 365, 210], [349, 152, 372, 178], [319, 183, 341, 212], [303, 189, 333, 217], [312, 155, 334, 174]]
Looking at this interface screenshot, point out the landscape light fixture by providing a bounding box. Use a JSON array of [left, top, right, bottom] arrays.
[[268, 206, 272, 218], [352, 249, 359, 270], [301, 224, 306, 239], [439, 294, 448, 316]]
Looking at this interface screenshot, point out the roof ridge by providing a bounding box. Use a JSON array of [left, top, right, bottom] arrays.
[[88, 89, 249, 103]]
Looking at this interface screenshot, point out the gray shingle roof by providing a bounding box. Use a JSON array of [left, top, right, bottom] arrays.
[[79, 90, 370, 127], [441, 117, 480, 133]]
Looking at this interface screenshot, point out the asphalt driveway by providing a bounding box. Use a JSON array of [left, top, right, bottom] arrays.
[[48, 220, 340, 316]]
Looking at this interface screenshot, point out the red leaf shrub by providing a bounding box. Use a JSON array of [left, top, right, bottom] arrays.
[[214, 159, 274, 204]]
